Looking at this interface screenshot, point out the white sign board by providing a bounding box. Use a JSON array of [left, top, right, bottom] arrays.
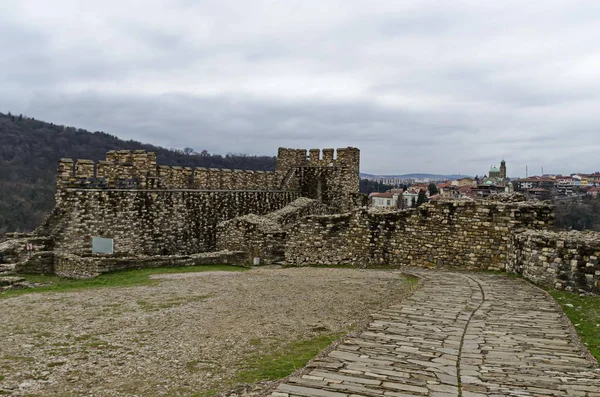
[[92, 237, 114, 254]]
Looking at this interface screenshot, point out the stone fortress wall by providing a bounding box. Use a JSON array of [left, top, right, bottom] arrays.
[[217, 192, 599, 294], [43, 147, 360, 256], [283, 199, 554, 269], [58, 150, 279, 191], [50, 190, 300, 255], [3, 146, 361, 277], [1, 145, 599, 294]]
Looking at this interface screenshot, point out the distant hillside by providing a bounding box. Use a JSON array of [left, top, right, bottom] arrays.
[[0, 112, 276, 233], [361, 173, 471, 180]]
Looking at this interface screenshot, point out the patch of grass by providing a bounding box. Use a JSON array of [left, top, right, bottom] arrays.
[[186, 360, 200, 372], [403, 274, 420, 286], [0, 265, 247, 299], [234, 332, 345, 384], [549, 290, 600, 362], [0, 374, 4, 381]]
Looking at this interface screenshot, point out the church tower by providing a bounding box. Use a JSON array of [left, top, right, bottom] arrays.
[[500, 159, 507, 179]]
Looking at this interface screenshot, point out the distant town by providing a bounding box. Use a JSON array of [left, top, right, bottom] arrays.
[[364, 160, 600, 208]]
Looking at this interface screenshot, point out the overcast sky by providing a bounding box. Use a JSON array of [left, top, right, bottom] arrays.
[[1, 0, 599, 176]]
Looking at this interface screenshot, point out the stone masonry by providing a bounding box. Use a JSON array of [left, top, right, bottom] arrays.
[[276, 147, 361, 213], [2, 147, 361, 277], [4, 145, 600, 290], [216, 197, 330, 263], [43, 147, 361, 256], [284, 199, 554, 270], [508, 229, 600, 294], [48, 190, 299, 255]]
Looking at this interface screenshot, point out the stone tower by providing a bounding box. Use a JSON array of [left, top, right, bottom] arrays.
[[275, 147, 360, 211], [500, 159, 507, 179]]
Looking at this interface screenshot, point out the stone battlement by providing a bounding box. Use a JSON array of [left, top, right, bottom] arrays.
[[276, 147, 360, 168], [57, 150, 278, 190], [275, 147, 360, 210], [57, 147, 361, 194], [16, 145, 362, 263]]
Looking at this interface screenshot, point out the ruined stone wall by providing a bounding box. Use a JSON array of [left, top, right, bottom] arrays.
[[507, 230, 600, 294], [0, 234, 53, 264], [11, 251, 55, 274], [215, 198, 330, 263], [47, 189, 299, 255], [285, 200, 554, 269]]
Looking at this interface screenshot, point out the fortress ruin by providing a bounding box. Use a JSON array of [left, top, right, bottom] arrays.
[[0, 147, 598, 294]]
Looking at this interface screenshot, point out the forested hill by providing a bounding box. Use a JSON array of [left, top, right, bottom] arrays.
[[0, 112, 276, 233]]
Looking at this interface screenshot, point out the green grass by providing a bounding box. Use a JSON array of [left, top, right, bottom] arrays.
[[403, 274, 420, 286], [233, 332, 345, 384], [549, 290, 600, 362], [0, 265, 247, 299]]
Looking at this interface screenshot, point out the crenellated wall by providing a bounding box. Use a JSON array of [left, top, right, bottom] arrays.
[[56, 148, 360, 211], [1, 146, 364, 276], [57, 150, 279, 192], [284, 200, 554, 269], [275, 147, 360, 212]]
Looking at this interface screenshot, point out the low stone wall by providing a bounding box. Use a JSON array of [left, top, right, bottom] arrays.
[[216, 198, 329, 263], [507, 230, 600, 294], [53, 251, 247, 279], [14, 251, 55, 274], [285, 200, 554, 269], [0, 234, 54, 264]]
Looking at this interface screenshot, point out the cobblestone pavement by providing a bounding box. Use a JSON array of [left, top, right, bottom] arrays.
[[269, 271, 600, 397]]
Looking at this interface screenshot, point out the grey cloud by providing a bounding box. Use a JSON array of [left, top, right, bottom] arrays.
[[1, 0, 600, 176]]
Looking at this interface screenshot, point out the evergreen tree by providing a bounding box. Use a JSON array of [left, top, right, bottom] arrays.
[[428, 183, 439, 196], [416, 189, 428, 207], [411, 197, 417, 208]]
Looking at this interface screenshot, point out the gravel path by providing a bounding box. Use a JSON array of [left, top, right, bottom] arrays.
[[0, 267, 412, 396], [270, 270, 600, 397]]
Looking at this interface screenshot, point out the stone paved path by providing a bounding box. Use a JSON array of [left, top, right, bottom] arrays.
[[269, 271, 600, 397]]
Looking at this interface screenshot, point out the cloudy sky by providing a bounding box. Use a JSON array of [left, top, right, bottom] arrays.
[[1, 0, 599, 176]]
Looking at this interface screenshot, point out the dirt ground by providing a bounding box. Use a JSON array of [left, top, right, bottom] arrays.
[[0, 267, 413, 397]]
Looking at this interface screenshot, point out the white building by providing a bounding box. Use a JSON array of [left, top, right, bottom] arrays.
[[369, 192, 399, 208]]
